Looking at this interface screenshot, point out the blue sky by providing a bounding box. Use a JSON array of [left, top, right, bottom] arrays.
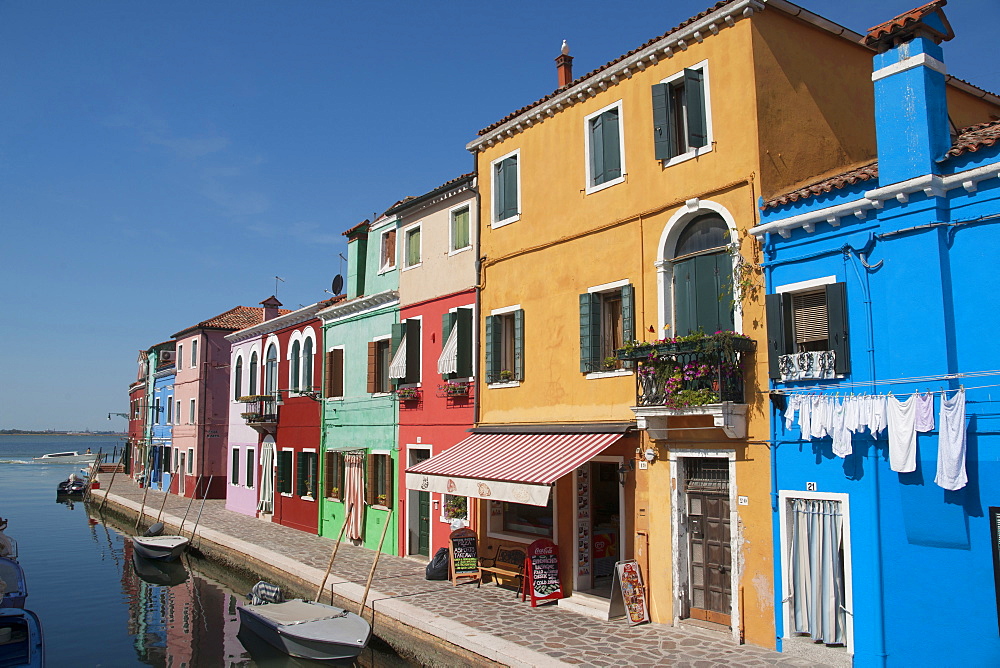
[[2, 1, 998, 431]]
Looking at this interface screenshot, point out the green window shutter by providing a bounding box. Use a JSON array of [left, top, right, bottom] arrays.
[[494, 160, 506, 221], [390, 322, 406, 386], [674, 257, 696, 336], [579, 292, 601, 373], [765, 292, 792, 379], [684, 68, 707, 149], [652, 83, 673, 160], [825, 282, 851, 374], [296, 452, 306, 496], [497, 156, 518, 220], [602, 109, 621, 181], [485, 315, 499, 382], [405, 318, 421, 384], [441, 312, 456, 380], [590, 114, 605, 186], [456, 308, 473, 378], [714, 252, 735, 332], [621, 284, 635, 344], [513, 309, 525, 381]]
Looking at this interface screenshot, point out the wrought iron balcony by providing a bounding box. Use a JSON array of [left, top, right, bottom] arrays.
[[239, 394, 278, 429]]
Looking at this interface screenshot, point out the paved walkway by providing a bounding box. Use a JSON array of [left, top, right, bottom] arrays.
[[92, 476, 834, 668]]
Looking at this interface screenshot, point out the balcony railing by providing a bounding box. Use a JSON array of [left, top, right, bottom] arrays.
[[616, 332, 755, 409], [239, 394, 278, 426]]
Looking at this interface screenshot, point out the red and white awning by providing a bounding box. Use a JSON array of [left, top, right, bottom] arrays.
[[405, 432, 622, 506]]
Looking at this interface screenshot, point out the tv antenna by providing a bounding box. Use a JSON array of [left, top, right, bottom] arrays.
[[274, 275, 285, 295], [325, 274, 344, 296]]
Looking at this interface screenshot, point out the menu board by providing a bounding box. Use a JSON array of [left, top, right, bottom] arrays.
[[448, 527, 480, 585], [609, 560, 649, 625], [991, 507, 1000, 635], [524, 538, 562, 607]]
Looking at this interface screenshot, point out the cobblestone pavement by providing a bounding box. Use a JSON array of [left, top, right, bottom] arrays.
[[94, 475, 835, 668]]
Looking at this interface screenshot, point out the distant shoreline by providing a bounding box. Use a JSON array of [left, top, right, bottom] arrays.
[[0, 431, 125, 436]]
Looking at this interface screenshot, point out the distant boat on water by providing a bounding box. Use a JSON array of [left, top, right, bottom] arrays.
[[32, 451, 98, 465]]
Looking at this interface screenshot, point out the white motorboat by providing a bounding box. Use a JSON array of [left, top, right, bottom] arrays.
[[131, 535, 189, 562], [33, 451, 98, 465], [238, 582, 371, 661]]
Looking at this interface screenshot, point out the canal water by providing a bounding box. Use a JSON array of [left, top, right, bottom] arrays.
[[0, 435, 413, 667]]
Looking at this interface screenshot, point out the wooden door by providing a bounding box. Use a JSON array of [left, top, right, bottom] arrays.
[[417, 492, 430, 557], [685, 458, 731, 626]]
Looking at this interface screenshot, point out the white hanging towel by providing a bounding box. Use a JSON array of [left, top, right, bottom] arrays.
[[784, 395, 800, 430], [934, 389, 967, 491], [870, 395, 888, 436], [810, 395, 829, 440], [830, 398, 853, 458], [887, 395, 918, 473], [798, 396, 813, 440], [915, 392, 935, 432]]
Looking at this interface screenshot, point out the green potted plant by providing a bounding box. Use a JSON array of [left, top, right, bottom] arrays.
[[603, 356, 619, 370], [498, 369, 515, 382], [375, 494, 388, 507], [395, 386, 420, 400], [444, 496, 467, 520], [328, 486, 341, 500]]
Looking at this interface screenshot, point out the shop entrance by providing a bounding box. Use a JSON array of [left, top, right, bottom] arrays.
[[576, 458, 623, 598], [684, 457, 731, 626]]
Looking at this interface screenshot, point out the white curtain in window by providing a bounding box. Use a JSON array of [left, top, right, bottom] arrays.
[[345, 453, 365, 541], [388, 335, 407, 379], [437, 324, 459, 375], [789, 498, 845, 645], [258, 442, 274, 514]]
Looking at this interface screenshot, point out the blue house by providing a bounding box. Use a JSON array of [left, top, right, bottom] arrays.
[[150, 350, 176, 491], [751, 3, 1000, 665]]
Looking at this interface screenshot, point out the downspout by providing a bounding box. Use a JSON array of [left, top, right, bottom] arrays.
[[763, 231, 784, 653], [847, 248, 887, 667], [472, 151, 483, 537]]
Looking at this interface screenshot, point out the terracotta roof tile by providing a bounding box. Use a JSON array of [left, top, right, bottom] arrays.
[[342, 219, 370, 238], [763, 161, 879, 209], [864, 0, 951, 47], [175, 305, 293, 336], [945, 119, 1000, 158], [477, 1, 729, 136]]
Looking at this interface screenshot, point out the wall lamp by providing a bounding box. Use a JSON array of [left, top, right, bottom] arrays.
[[618, 459, 634, 486]]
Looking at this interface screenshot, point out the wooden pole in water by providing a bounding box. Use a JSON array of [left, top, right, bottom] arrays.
[[99, 447, 127, 512], [134, 451, 152, 532], [83, 452, 104, 503], [186, 477, 210, 543], [315, 503, 354, 603], [153, 462, 179, 524], [177, 475, 203, 535], [358, 509, 392, 617]]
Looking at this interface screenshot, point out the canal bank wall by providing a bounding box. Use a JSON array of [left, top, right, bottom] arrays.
[[94, 491, 539, 668]]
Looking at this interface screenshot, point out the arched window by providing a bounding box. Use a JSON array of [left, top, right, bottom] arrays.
[[671, 214, 733, 336], [249, 351, 259, 395], [265, 344, 278, 396], [302, 337, 314, 391], [234, 356, 243, 401], [290, 341, 301, 392]]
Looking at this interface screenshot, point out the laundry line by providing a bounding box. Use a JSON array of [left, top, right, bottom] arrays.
[[762, 369, 1000, 395]]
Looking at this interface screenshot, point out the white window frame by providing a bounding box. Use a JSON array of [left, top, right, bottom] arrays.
[[232, 352, 245, 402], [190, 338, 198, 368], [188, 398, 196, 425], [584, 99, 627, 194], [177, 344, 183, 372], [186, 448, 194, 474], [490, 148, 521, 229], [401, 222, 422, 270], [230, 447, 240, 486], [659, 59, 714, 169], [585, 279, 634, 379], [378, 227, 397, 274], [372, 334, 392, 396], [448, 203, 473, 255], [487, 304, 522, 388], [300, 327, 317, 394], [326, 345, 346, 401], [287, 331, 304, 393], [778, 490, 854, 655], [299, 448, 318, 501], [280, 447, 295, 497], [175, 400, 181, 425], [486, 493, 559, 545], [439, 493, 469, 523]]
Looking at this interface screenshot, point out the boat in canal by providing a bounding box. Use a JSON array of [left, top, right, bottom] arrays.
[[131, 535, 190, 562], [238, 582, 371, 661], [0, 608, 44, 667], [56, 472, 88, 496], [33, 451, 97, 465], [0, 557, 27, 608]]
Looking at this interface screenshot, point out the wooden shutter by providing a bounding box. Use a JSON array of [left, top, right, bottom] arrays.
[[365, 453, 374, 506], [332, 349, 344, 398], [324, 350, 335, 397], [383, 455, 393, 508], [825, 282, 851, 374], [513, 309, 525, 381], [498, 156, 518, 220], [405, 318, 421, 384], [456, 307, 474, 378], [621, 284, 635, 344], [674, 257, 696, 336], [591, 113, 605, 185], [602, 109, 621, 180], [684, 68, 707, 149], [296, 452, 306, 496], [765, 292, 791, 379], [652, 83, 673, 160], [494, 160, 506, 221], [366, 341, 377, 393], [441, 312, 456, 380], [485, 314, 499, 381], [579, 292, 601, 372]]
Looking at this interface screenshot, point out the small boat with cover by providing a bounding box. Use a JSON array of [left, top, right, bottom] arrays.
[[237, 581, 371, 661], [56, 472, 88, 496], [0, 557, 27, 608], [0, 608, 44, 667]]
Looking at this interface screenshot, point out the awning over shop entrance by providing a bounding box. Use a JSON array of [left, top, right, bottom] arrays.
[[405, 432, 622, 506]]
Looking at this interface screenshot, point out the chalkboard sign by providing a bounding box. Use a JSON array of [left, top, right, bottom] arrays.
[[524, 538, 562, 606], [991, 507, 1000, 635], [448, 527, 480, 585], [609, 560, 649, 625]]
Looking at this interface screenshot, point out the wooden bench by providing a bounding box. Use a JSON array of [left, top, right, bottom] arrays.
[[478, 546, 526, 597]]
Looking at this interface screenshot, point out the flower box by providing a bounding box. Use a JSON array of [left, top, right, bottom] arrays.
[[395, 387, 421, 401], [616, 331, 755, 361], [438, 382, 471, 397]]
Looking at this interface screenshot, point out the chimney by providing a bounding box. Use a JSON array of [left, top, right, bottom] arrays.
[[865, 1, 954, 186], [556, 40, 573, 89], [260, 296, 282, 322]]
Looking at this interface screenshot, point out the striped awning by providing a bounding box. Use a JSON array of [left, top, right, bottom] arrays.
[[437, 323, 458, 375], [405, 432, 622, 506], [388, 335, 407, 379]]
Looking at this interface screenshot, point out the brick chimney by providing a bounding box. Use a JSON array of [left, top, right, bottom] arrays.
[[260, 296, 282, 322], [556, 40, 573, 89]]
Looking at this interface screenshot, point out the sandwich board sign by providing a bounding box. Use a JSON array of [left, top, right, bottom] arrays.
[[524, 538, 562, 606], [608, 559, 649, 625], [448, 527, 480, 585]]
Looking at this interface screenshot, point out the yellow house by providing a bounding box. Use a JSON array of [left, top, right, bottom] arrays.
[[406, 0, 1000, 649]]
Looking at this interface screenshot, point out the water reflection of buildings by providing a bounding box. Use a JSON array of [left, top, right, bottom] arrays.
[[121, 541, 240, 667]]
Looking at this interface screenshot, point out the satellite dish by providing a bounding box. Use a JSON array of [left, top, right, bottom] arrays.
[[331, 274, 344, 295]]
